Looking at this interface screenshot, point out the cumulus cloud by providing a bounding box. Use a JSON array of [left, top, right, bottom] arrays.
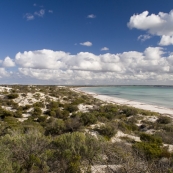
[[8, 47, 173, 84], [0, 68, 10, 78], [159, 35, 173, 46], [24, 13, 34, 20], [138, 34, 151, 42], [80, 41, 92, 47], [128, 10, 173, 45], [2, 57, 15, 67], [101, 47, 109, 51], [87, 14, 96, 18], [1, 47, 173, 84], [15, 49, 69, 69], [34, 9, 45, 17]]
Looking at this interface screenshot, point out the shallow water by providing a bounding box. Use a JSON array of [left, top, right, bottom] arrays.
[[80, 86, 173, 109]]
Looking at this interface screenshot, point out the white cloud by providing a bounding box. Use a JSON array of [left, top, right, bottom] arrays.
[[159, 35, 173, 46], [11, 47, 173, 84], [24, 9, 45, 21], [128, 10, 173, 46], [0, 68, 10, 78], [127, 11, 165, 31], [138, 34, 151, 42], [2, 57, 15, 67], [1, 47, 173, 84], [87, 14, 96, 18], [80, 41, 92, 47], [101, 47, 109, 51], [24, 13, 34, 20], [34, 9, 45, 17], [15, 49, 69, 69]]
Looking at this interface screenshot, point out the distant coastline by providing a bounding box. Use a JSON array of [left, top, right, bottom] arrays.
[[73, 87, 173, 117]]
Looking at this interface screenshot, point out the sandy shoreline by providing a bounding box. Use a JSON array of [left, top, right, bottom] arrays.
[[72, 87, 173, 116]]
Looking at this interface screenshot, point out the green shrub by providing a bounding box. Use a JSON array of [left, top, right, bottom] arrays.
[[133, 133, 164, 160], [49, 110, 56, 117], [32, 107, 42, 117], [163, 125, 173, 132], [0, 129, 50, 172], [21, 104, 32, 111], [133, 142, 162, 160], [121, 106, 138, 117], [33, 102, 44, 108], [46, 101, 59, 109], [80, 113, 97, 126], [118, 121, 137, 133], [157, 116, 172, 124], [140, 133, 162, 146], [65, 104, 78, 113], [95, 122, 117, 139], [65, 117, 82, 132], [0, 108, 14, 119], [155, 131, 173, 144], [45, 118, 65, 136], [52, 132, 102, 173], [14, 110, 23, 118], [3, 117, 20, 128], [37, 115, 48, 123], [61, 110, 70, 119], [7, 93, 19, 99]]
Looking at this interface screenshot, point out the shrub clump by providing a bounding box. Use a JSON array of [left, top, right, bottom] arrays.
[[95, 122, 117, 139], [121, 106, 138, 117], [157, 116, 172, 124], [7, 93, 19, 99], [80, 113, 97, 126], [133, 133, 164, 160]]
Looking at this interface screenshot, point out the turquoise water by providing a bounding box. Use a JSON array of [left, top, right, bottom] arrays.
[[80, 86, 173, 109]]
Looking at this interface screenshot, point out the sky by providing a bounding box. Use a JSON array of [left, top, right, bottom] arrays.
[[0, 0, 173, 85]]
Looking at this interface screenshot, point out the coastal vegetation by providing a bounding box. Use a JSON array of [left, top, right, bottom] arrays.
[[0, 85, 173, 172]]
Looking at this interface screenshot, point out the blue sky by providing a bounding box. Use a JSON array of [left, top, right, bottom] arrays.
[[1, 0, 173, 84]]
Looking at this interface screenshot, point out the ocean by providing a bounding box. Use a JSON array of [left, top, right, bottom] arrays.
[[80, 86, 173, 109]]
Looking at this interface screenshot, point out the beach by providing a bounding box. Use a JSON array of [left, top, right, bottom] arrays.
[[72, 87, 173, 117]]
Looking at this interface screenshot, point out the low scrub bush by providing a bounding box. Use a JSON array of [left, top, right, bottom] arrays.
[[133, 142, 162, 160], [65, 117, 83, 132], [95, 122, 117, 139], [6, 93, 19, 99], [155, 131, 173, 144], [14, 110, 23, 118], [133, 133, 164, 160], [52, 132, 102, 172], [32, 107, 42, 117], [118, 121, 138, 133], [65, 104, 78, 113], [140, 133, 162, 146], [45, 118, 65, 136], [157, 116, 172, 124], [33, 102, 45, 108], [80, 113, 97, 126], [0, 108, 14, 119], [121, 106, 138, 117]]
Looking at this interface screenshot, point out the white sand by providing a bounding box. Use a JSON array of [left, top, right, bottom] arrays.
[[0, 86, 12, 92], [78, 104, 93, 112], [73, 88, 173, 116], [164, 144, 173, 153], [91, 165, 121, 173], [111, 130, 141, 143]]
